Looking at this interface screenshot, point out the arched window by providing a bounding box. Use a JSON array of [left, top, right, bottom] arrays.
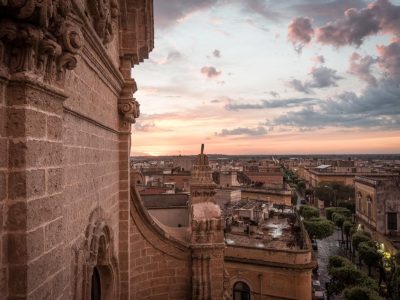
[[233, 281, 251, 300], [91, 267, 101, 300]]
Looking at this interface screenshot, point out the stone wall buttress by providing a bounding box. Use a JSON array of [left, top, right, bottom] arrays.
[[0, 0, 82, 297], [0, 0, 155, 299]]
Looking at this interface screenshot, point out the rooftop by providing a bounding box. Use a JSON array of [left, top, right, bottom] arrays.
[[223, 200, 305, 251]]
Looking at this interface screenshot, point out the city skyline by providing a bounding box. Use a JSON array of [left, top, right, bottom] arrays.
[[132, 0, 400, 156]]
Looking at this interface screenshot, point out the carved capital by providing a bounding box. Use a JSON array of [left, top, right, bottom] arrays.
[[87, 0, 119, 44], [118, 97, 140, 124], [0, 1, 82, 86]]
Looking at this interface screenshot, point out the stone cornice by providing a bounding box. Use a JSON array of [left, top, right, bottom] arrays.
[[70, 1, 124, 95]]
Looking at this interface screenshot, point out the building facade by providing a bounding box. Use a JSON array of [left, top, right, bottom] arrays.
[[355, 176, 400, 254]]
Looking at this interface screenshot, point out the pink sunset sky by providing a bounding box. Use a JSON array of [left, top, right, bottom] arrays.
[[131, 0, 400, 156]]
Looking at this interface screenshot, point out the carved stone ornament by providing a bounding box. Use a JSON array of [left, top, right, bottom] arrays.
[[118, 98, 140, 123], [87, 0, 119, 44], [0, 0, 83, 85]]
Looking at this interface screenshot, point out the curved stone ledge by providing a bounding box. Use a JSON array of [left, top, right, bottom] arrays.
[[130, 186, 190, 260]]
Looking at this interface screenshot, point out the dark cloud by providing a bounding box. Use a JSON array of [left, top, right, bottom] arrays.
[[211, 99, 221, 103], [225, 98, 317, 110], [288, 0, 400, 50], [348, 52, 377, 85], [287, 79, 312, 94], [316, 7, 380, 47], [309, 66, 343, 88], [315, 0, 400, 47], [215, 126, 267, 137], [291, 0, 367, 24], [213, 49, 221, 58], [287, 66, 343, 93], [266, 83, 400, 130], [201, 66, 222, 78], [288, 17, 314, 53], [154, 0, 219, 28]]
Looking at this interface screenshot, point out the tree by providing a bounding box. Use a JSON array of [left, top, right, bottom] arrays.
[[388, 261, 400, 300], [303, 218, 335, 240], [326, 207, 351, 221], [343, 286, 384, 300], [343, 220, 353, 250], [315, 183, 355, 207], [327, 255, 379, 298], [299, 205, 319, 219], [296, 180, 306, 194], [352, 231, 372, 261], [332, 212, 347, 243], [358, 241, 382, 276], [338, 200, 356, 214]]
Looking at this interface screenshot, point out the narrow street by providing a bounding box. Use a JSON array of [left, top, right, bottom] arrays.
[[315, 229, 345, 289]]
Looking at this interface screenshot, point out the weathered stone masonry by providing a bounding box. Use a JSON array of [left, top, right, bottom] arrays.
[[0, 0, 190, 299]]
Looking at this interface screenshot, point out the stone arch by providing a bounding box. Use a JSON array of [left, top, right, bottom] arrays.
[[232, 280, 251, 300], [72, 208, 120, 300], [229, 276, 254, 295]]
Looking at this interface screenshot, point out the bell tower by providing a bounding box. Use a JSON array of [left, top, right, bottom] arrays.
[[190, 144, 225, 300]]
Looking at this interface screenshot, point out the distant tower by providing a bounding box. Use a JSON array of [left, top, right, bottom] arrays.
[[190, 144, 225, 300]]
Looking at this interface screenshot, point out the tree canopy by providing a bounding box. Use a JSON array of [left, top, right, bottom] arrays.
[[299, 205, 319, 219], [343, 286, 384, 300], [327, 255, 379, 298], [303, 217, 335, 240]]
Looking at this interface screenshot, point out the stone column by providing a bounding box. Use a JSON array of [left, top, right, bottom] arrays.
[[0, 2, 82, 298], [117, 55, 140, 300]]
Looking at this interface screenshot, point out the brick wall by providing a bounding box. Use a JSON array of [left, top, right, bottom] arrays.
[[129, 189, 191, 300], [129, 222, 191, 300], [2, 79, 67, 298]]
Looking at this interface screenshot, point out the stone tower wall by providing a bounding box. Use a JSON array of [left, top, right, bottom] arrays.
[[0, 1, 191, 299]]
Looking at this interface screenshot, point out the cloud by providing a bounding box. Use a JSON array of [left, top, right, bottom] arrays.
[[241, 0, 281, 22], [288, 17, 314, 53], [201, 66, 222, 78], [348, 52, 378, 85], [287, 66, 343, 93], [376, 39, 400, 86], [215, 126, 267, 137], [316, 6, 380, 47], [154, 0, 219, 28], [212, 49, 221, 58], [312, 55, 325, 64], [225, 98, 317, 110], [287, 79, 312, 94], [269, 91, 280, 98], [152, 50, 183, 65], [288, 0, 400, 50], [266, 83, 400, 130], [309, 66, 343, 88], [291, 0, 367, 24], [313, 0, 400, 47], [133, 122, 156, 132], [167, 50, 182, 61]]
